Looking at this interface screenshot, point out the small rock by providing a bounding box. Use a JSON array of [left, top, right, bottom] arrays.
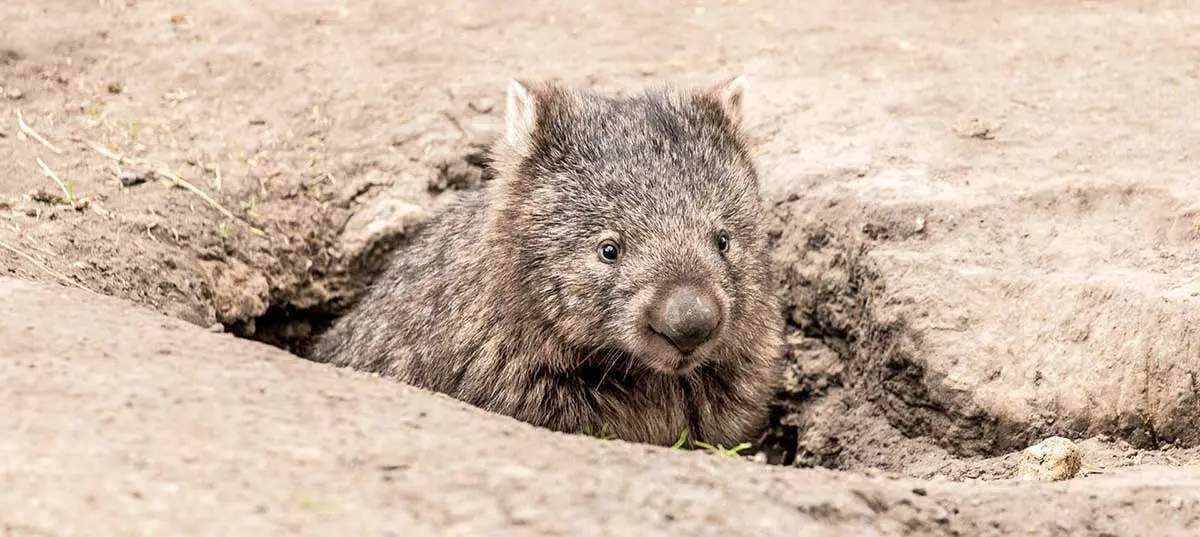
[[1017, 436, 1083, 482], [107, 82, 123, 95], [5, 87, 24, 100], [207, 323, 225, 333], [119, 170, 154, 187], [953, 115, 998, 140]]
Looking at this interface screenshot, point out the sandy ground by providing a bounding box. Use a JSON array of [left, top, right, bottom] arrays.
[[3, 276, 1200, 537], [3, 0, 1200, 534]]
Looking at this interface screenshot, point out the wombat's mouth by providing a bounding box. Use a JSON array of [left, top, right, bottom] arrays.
[[642, 326, 720, 375]]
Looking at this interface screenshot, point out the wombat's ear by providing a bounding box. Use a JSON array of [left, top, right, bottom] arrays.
[[706, 75, 748, 126], [505, 78, 538, 153]]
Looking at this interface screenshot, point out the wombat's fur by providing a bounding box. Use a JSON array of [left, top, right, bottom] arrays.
[[312, 76, 784, 447]]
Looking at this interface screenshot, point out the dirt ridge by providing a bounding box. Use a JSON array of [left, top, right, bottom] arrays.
[[3, 276, 1200, 536]]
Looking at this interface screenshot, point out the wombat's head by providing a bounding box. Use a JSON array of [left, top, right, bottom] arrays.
[[491, 76, 778, 375]]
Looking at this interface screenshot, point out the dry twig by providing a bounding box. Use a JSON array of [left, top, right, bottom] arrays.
[[36, 158, 75, 210], [16, 110, 64, 154]]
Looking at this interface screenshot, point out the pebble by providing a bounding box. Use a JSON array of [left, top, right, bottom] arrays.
[[120, 170, 154, 187], [1016, 436, 1083, 482]]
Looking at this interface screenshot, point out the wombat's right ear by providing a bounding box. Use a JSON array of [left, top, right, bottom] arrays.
[[505, 79, 537, 153], [705, 75, 748, 126]]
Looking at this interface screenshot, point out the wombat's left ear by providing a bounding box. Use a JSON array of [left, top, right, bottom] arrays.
[[706, 75, 748, 125]]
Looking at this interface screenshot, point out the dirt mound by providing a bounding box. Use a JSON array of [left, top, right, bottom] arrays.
[[758, 186, 1200, 472], [4, 276, 1200, 537], [760, 182, 1200, 463]]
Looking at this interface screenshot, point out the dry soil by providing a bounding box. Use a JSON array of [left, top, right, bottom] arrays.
[[2, 0, 1199, 535], [4, 277, 1200, 536]]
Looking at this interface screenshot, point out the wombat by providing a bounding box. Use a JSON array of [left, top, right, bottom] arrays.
[[312, 76, 784, 448]]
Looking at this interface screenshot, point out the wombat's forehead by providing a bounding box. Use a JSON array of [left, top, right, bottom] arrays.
[[524, 89, 756, 218], [545, 162, 754, 232], [535, 91, 742, 165], [540, 145, 751, 209]]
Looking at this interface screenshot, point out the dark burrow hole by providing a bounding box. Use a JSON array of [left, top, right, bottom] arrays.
[[227, 304, 342, 358], [757, 403, 801, 465]]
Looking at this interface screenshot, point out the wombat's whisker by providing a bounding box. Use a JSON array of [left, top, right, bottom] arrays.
[[594, 349, 620, 391]]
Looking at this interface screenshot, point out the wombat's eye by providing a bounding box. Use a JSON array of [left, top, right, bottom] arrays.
[[598, 240, 621, 263], [715, 231, 730, 254]]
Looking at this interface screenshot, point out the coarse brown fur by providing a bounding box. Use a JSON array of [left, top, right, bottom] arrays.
[[311, 76, 784, 447]]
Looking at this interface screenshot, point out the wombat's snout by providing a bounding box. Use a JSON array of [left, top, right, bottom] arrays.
[[648, 285, 721, 355]]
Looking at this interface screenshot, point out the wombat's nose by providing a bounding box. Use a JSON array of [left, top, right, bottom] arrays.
[[649, 285, 720, 354]]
